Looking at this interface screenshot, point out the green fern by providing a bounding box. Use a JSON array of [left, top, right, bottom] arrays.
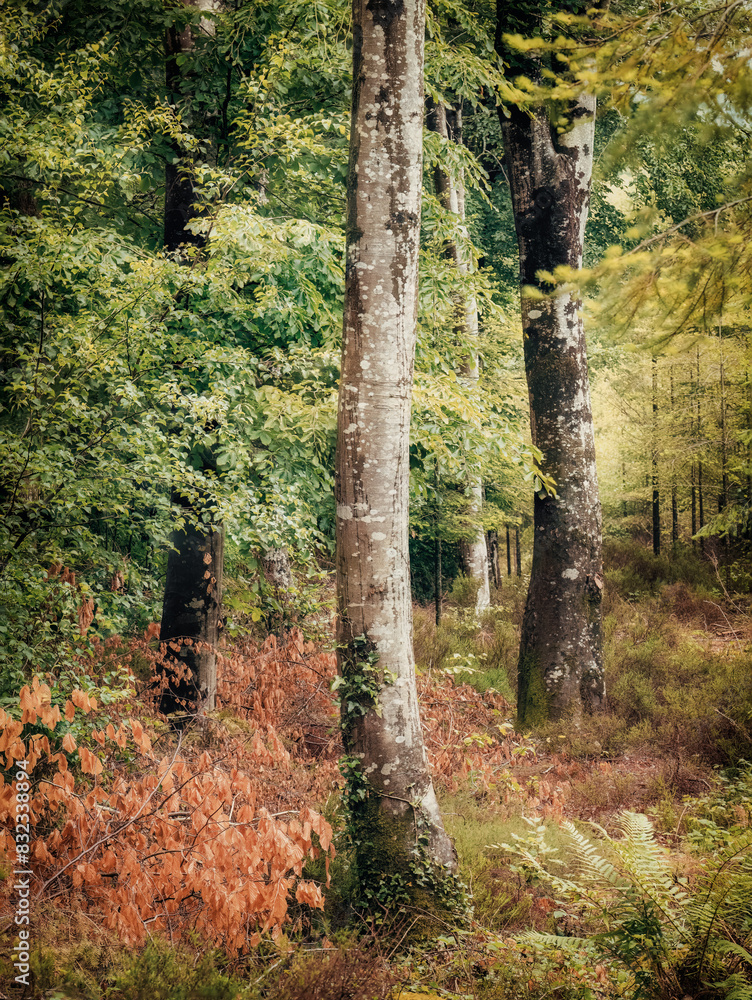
[[491, 812, 752, 999]]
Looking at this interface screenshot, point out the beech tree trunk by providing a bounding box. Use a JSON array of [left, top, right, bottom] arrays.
[[159, 0, 223, 718], [335, 0, 457, 909], [426, 101, 490, 612], [497, 9, 605, 723]]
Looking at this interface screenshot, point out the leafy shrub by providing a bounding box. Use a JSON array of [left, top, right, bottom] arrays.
[[0, 635, 339, 956], [412, 604, 516, 702], [603, 539, 717, 595], [110, 942, 238, 1000], [265, 934, 397, 1000], [496, 811, 752, 1000], [609, 669, 658, 724]]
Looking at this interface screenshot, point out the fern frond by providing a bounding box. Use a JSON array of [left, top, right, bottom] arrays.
[[520, 929, 599, 955], [561, 819, 623, 889], [712, 971, 752, 1000], [686, 835, 752, 981], [717, 941, 752, 967], [607, 812, 690, 941]]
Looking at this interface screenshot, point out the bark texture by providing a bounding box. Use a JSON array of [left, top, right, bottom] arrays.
[[160, 491, 224, 715], [261, 548, 294, 589], [159, 0, 223, 719], [497, 15, 605, 722], [164, 0, 216, 253], [427, 102, 491, 612], [336, 0, 457, 907]]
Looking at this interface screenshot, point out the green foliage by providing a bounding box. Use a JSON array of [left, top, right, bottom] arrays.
[[685, 762, 752, 853], [413, 601, 518, 704], [333, 636, 394, 735], [0, 1, 347, 686], [31, 937, 238, 1000], [496, 812, 752, 1000]]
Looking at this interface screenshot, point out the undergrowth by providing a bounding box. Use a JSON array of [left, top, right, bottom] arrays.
[[3, 541, 752, 1000]]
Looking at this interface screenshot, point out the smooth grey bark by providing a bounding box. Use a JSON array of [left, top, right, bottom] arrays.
[[497, 11, 605, 723], [335, 0, 456, 904], [426, 102, 490, 612], [159, 0, 223, 718]]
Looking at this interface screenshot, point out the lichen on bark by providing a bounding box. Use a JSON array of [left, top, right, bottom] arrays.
[[335, 0, 459, 917], [496, 2, 606, 724]]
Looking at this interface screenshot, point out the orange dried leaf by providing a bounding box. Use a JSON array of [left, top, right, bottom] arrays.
[[79, 746, 103, 776]]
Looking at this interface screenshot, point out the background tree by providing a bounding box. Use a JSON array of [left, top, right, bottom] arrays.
[[495, 0, 606, 724], [426, 99, 490, 611], [158, 0, 224, 718]]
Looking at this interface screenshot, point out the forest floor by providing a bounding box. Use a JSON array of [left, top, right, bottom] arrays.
[[2, 541, 752, 999]]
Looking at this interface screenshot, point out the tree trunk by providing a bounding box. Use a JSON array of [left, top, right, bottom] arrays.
[[160, 491, 224, 716], [164, 0, 216, 254], [434, 460, 442, 625], [506, 525, 512, 576], [487, 530, 501, 589], [496, 34, 605, 722], [261, 548, 293, 589], [670, 368, 678, 547], [335, 0, 457, 912], [697, 346, 705, 554], [426, 101, 490, 612], [652, 356, 661, 557], [159, 0, 222, 719], [719, 327, 730, 588]]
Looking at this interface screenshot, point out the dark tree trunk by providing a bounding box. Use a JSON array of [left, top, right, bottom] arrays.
[[487, 530, 501, 589], [159, 0, 222, 719], [435, 460, 442, 625], [719, 331, 730, 588], [160, 491, 224, 715], [670, 368, 678, 547], [652, 357, 661, 557], [506, 526, 512, 577], [163, 3, 213, 254], [691, 446, 697, 545], [496, 6, 605, 723], [697, 346, 706, 554]]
